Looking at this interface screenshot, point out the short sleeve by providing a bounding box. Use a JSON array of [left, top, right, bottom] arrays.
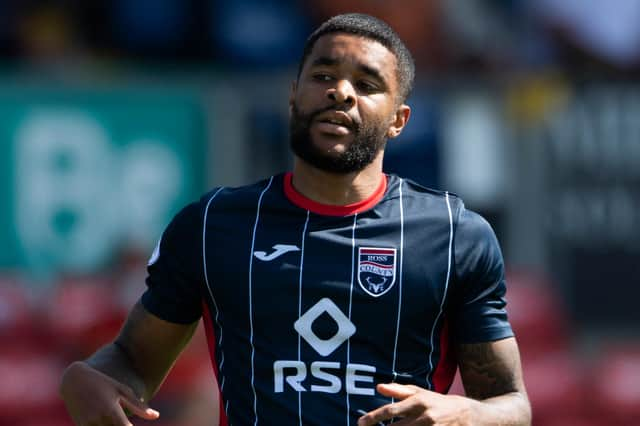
[[449, 205, 514, 344], [141, 201, 204, 324]]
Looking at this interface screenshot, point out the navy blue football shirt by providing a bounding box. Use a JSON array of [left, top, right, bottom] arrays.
[[142, 173, 513, 426]]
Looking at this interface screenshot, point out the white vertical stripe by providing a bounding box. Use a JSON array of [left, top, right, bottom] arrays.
[[297, 210, 310, 426], [202, 188, 227, 395], [426, 192, 454, 388], [346, 213, 358, 426], [248, 176, 274, 426], [391, 179, 405, 401]]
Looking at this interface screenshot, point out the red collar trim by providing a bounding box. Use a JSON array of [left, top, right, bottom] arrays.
[[283, 172, 387, 216]]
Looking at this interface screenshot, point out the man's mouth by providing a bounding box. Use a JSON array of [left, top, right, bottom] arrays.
[[313, 111, 356, 136], [314, 120, 352, 136]]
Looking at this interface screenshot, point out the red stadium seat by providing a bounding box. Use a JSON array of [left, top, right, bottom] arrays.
[[506, 270, 572, 356], [0, 276, 38, 348], [522, 350, 587, 422], [590, 344, 640, 425], [0, 351, 66, 422], [537, 414, 611, 426], [19, 418, 75, 426], [45, 276, 127, 357]]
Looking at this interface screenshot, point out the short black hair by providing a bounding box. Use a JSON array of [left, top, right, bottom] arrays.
[[297, 13, 415, 103]]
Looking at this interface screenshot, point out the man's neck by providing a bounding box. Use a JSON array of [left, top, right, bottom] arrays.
[[291, 156, 385, 206]]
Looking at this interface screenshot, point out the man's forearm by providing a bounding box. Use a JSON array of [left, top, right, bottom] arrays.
[[469, 391, 532, 426], [83, 302, 198, 403], [84, 341, 150, 401], [60, 303, 198, 425]]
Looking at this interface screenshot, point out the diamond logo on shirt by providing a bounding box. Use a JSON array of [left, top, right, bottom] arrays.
[[294, 298, 356, 357]]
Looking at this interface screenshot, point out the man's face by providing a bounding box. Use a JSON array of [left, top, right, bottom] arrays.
[[290, 33, 407, 174]]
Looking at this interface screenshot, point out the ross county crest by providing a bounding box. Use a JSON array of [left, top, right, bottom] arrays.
[[357, 247, 397, 297]]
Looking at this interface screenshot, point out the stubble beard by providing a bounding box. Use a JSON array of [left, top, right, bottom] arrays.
[[289, 103, 389, 174]]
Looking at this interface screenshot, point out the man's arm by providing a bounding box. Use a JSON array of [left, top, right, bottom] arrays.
[[357, 337, 531, 425], [457, 337, 531, 425], [60, 302, 199, 426]]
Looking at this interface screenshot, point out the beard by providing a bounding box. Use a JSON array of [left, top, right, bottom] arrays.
[[289, 103, 389, 174]]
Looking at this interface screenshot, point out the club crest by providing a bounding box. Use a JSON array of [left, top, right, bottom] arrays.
[[357, 247, 397, 297]]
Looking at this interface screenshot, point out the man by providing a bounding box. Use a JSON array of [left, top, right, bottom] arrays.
[[60, 13, 531, 426]]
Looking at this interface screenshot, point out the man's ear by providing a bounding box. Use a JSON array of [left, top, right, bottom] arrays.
[[387, 104, 411, 139], [289, 80, 297, 116]]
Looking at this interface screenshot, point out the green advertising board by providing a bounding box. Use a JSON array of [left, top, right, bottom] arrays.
[[0, 87, 206, 277]]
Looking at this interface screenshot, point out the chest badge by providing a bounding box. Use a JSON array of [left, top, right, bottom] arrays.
[[358, 247, 397, 297]]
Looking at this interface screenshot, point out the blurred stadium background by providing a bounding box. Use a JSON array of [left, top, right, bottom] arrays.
[[0, 1, 639, 425]]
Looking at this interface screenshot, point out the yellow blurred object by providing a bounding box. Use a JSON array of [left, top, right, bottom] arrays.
[[505, 72, 572, 127], [19, 5, 76, 58]]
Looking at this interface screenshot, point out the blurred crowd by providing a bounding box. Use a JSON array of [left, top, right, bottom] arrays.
[[1, 1, 640, 425], [3, 0, 640, 74]]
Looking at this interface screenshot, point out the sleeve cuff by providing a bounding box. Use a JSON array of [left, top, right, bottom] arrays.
[[140, 290, 201, 324], [455, 325, 515, 344]]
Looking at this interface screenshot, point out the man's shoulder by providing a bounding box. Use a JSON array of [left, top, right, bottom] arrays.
[[387, 174, 464, 207], [198, 174, 282, 207]]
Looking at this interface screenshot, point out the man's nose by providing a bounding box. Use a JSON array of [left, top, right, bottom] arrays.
[[327, 79, 356, 107]]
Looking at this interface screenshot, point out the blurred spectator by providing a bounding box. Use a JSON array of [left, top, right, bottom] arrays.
[[306, 0, 446, 71], [0, 2, 21, 57], [76, 0, 207, 60], [531, 0, 640, 72], [112, 0, 192, 54], [210, 0, 311, 67], [17, 1, 83, 65], [441, 0, 519, 72]]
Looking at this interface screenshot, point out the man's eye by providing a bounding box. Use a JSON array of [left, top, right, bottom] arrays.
[[357, 81, 379, 93], [313, 74, 333, 82]]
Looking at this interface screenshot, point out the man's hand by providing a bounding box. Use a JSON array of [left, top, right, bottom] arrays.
[[59, 303, 199, 425], [357, 383, 473, 426], [358, 339, 531, 426], [60, 361, 160, 426]]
